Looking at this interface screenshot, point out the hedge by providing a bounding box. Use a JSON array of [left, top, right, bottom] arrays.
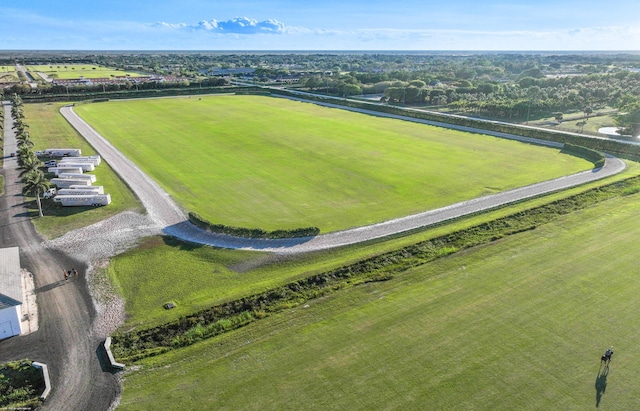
[[562, 144, 606, 168], [188, 212, 320, 239]]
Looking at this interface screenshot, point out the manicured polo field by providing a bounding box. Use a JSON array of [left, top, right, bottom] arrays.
[[74, 95, 591, 233], [28, 64, 143, 80], [116, 191, 640, 410]]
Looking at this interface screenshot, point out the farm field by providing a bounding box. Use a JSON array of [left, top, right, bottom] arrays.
[[23, 102, 142, 238], [27, 64, 144, 80], [116, 191, 640, 410], [74, 95, 592, 233]]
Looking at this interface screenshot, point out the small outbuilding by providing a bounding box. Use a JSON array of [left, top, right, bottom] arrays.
[[0, 247, 24, 340]]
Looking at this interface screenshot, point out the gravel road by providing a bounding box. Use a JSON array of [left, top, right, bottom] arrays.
[[60, 100, 625, 253]]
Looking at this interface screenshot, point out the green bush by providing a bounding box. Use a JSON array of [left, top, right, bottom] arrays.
[[0, 360, 44, 409], [188, 212, 320, 239]]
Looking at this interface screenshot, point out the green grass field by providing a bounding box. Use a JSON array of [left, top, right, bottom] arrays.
[[116, 191, 640, 410], [75, 95, 591, 233], [107, 157, 640, 329], [0, 66, 18, 83], [23, 103, 142, 238], [28, 64, 143, 80]]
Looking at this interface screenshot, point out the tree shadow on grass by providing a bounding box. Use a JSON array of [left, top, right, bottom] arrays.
[[595, 363, 609, 408]]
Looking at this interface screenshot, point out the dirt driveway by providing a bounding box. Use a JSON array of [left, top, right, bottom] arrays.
[[0, 101, 119, 411]]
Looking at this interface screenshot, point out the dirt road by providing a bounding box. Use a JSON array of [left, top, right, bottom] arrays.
[[0, 101, 119, 411]]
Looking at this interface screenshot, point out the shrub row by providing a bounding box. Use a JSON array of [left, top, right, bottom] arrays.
[[20, 85, 241, 104], [188, 212, 320, 239], [562, 144, 606, 168], [112, 174, 640, 363]]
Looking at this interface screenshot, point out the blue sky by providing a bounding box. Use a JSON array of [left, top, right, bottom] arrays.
[[1, 0, 639, 50]]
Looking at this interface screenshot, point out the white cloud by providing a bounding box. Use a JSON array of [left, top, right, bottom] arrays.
[[155, 17, 288, 35]]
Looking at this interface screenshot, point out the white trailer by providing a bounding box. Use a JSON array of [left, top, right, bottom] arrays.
[[51, 178, 92, 188], [53, 162, 95, 172], [58, 173, 97, 183], [42, 148, 82, 157], [57, 186, 104, 195], [58, 155, 101, 166], [47, 167, 83, 176], [53, 194, 111, 207]]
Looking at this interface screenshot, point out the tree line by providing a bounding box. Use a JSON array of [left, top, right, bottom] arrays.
[[9, 93, 51, 216]]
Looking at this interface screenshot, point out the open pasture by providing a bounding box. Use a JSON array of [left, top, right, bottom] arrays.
[[28, 64, 143, 80], [74, 95, 591, 233], [117, 191, 640, 410]]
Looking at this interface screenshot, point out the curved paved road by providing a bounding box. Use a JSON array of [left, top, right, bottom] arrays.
[[60, 101, 626, 253]]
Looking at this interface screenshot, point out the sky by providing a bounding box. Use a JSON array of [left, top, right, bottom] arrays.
[[1, 0, 639, 51]]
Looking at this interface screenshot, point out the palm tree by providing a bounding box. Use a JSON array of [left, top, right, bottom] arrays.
[[22, 170, 50, 217], [16, 145, 33, 164], [18, 151, 43, 178], [16, 131, 34, 149]]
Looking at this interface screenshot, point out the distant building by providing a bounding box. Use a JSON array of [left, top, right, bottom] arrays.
[[0, 247, 24, 340]]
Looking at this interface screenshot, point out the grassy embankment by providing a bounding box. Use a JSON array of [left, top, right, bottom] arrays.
[[23, 102, 142, 238], [27, 64, 143, 80], [115, 183, 640, 410], [75, 95, 592, 233]]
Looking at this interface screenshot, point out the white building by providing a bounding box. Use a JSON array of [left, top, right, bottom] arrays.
[[0, 247, 24, 340]]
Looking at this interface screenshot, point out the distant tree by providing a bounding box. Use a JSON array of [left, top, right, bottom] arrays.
[[584, 107, 593, 120], [616, 99, 640, 137], [304, 76, 322, 90], [338, 83, 361, 97], [553, 112, 564, 123]]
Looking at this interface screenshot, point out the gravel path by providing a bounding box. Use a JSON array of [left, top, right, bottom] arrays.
[[60, 101, 626, 254]]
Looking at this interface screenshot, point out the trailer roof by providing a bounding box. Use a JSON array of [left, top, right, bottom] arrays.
[[0, 247, 23, 308]]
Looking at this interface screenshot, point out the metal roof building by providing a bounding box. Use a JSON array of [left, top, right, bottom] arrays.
[[0, 247, 24, 339]]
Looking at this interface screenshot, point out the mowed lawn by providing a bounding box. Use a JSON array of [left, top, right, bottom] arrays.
[[117, 192, 640, 410], [28, 64, 143, 80], [75, 95, 591, 232]]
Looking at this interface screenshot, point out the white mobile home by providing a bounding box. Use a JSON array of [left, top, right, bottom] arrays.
[[57, 186, 104, 195], [58, 155, 101, 166], [50, 178, 92, 188], [53, 162, 94, 172], [47, 167, 83, 176], [58, 173, 97, 183], [42, 148, 82, 157], [53, 194, 111, 207], [0, 247, 24, 340]]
